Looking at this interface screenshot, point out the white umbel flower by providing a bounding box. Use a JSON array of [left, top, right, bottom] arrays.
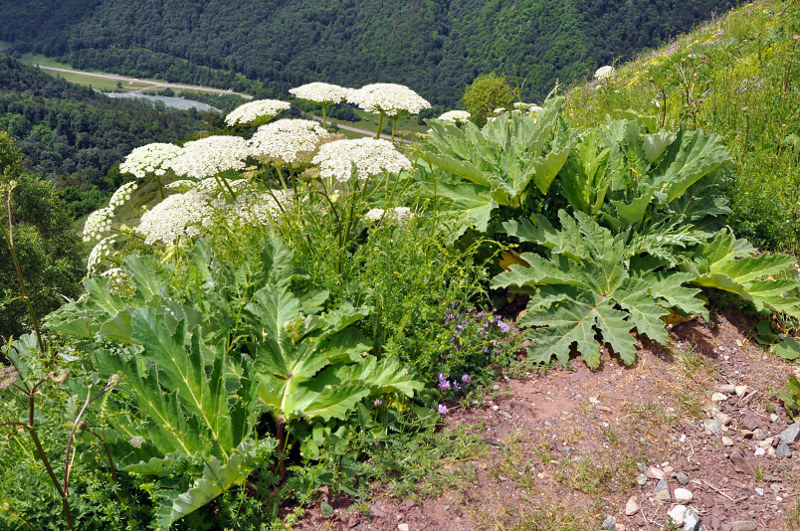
[[108, 181, 139, 209], [82, 207, 115, 242], [87, 235, 117, 275], [437, 110, 471, 124], [347, 83, 431, 118], [594, 65, 615, 80], [225, 99, 291, 126], [136, 189, 216, 245], [166, 136, 250, 179], [312, 138, 412, 183], [249, 119, 328, 166], [165, 179, 198, 191], [229, 190, 290, 225], [363, 207, 412, 223], [119, 143, 181, 179], [289, 82, 353, 105]]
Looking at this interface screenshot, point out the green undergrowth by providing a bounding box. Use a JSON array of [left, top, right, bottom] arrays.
[[563, 0, 800, 255]]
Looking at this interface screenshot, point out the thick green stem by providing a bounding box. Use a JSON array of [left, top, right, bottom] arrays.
[[391, 118, 398, 143], [213, 173, 237, 203], [321, 104, 329, 129], [375, 113, 385, 139], [155, 173, 166, 200]]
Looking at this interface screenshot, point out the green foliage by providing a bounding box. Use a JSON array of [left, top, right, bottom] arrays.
[[492, 210, 705, 368], [461, 73, 515, 126], [417, 98, 571, 237], [779, 375, 800, 421]]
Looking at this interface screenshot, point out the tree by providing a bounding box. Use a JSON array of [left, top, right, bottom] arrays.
[[0, 132, 84, 340], [461, 73, 514, 127]]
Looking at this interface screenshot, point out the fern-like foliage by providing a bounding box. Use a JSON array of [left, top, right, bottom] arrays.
[[492, 210, 706, 368], [416, 98, 572, 235]]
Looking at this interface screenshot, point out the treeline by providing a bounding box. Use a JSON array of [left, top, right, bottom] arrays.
[[0, 54, 207, 217], [0, 0, 741, 106]]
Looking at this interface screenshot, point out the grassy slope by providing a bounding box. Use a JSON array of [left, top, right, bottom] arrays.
[[562, 0, 800, 255]]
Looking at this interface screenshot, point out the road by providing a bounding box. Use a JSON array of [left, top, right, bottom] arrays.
[[36, 65, 253, 100], [308, 115, 413, 144]]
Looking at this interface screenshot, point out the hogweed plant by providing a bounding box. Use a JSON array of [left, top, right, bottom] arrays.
[[347, 83, 431, 142], [289, 82, 353, 129]]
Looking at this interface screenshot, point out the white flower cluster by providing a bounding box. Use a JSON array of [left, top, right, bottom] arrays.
[[165, 179, 198, 191], [119, 143, 181, 178], [229, 190, 290, 225], [195, 176, 251, 195], [289, 82, 352, 104], [108, 181, 138, 209], [594, 65, 615, 80], [87, 236, 117, 275], [347, 83, 431, 117], [82, 207, 115, 242], [166, 136, 250, 179], [100, 267, 133, 294], [312, 138, 412, 183], [249, 119, 328, 166], [363, 206, 412, 223], [136, 189, 216, 245], [224, 99, 291, 126], [437, 110, 471, 123]]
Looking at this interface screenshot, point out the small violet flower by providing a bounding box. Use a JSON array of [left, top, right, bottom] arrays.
[[374, 399, 383, 407], [437, 404, 448, 415], [461, 374, 471, 383]]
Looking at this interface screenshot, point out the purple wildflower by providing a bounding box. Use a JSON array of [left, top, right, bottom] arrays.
[[374, 399, 383, 407], [461, 374, 471, 383], [498, 320, 511, 334], [453, 382, 461, 391], [482, 345, 490, 353], [437, 373, 451, 390], [437, 404, 448, 415]]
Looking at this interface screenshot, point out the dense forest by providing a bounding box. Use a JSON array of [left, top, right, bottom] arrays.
[[0, 54, 207, 217], [0, 0, 742, 106]]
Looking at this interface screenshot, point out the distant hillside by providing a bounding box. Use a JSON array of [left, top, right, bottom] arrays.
[[0, 0, 741, 106], [0, 54, 207, 217]]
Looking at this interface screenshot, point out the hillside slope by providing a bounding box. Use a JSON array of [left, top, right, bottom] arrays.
[[0, 0, 741, 105]]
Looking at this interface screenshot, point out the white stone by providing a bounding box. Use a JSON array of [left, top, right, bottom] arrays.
[[668, 505, 688, 526], [625, 496, 640, 516], [398, 525, 410, 531], [754, 447, 766, 457], [735, 385, 748, 396], [674, 488, 693, 503], [711, 392, 728, 402]]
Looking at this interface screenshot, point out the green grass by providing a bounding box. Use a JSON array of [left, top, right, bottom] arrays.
[[563, 0, 800, 255]]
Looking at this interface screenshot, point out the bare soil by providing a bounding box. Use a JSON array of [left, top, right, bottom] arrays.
[[294, 310, 800, 530]]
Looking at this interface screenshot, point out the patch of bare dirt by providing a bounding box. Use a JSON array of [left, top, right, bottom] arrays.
[[294, 310, 800, 530]]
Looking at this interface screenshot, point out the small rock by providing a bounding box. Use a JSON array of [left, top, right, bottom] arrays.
[[636, 474, 648, 486], [728, 521, 757, 531], [771, 483, 782, 494], [777, 443, 793, 459], [703, 418, 725, 436], [748, 511, 756, 518], [716, 384, 736, 394], [740, 429, 754, 438], [714, 410, 732, 426], [637, 463, 648, 474], [370, 502, 385, 518], [497, 410, 512, 419], [601, 515, 616, 530], [756, 487, 765, 496], [722, 436, 735, 446], [668, 504, 688, 526], [397, 525, 410, 531], [491, 405, 499, 411], [754, 447, 766, 457], [655, 479, 671, 502], [491, 384, 500, 391], [663, 465, 674, 475], [711, 392, 728, 402], [646, 465, 667, 480], [767, 446, 777, 459], [683, 508, 701, 531], [674, 488, 693, 503], [735, 385, 748, 396], [754, 428, 767, 441], [675, 472, 690, 485], [771, 413, 780, 422], [615, 525, 625, 531], [779, 423, 800, 444], [759, 437, 774, 448], [625, 496, 640, 516]]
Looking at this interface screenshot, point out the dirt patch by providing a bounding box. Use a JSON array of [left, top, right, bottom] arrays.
[[294, 311, 800, 530]]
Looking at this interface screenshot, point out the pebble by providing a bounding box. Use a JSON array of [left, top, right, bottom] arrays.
[[711, 392, 728, 402], [716, 384, 736, 394], [601, 515, 616, 530], [636, 474, 647, 486], [646, 465, 667, 480], [754, 447, 766, 457], [491, 405, 499, 411], [779, 423, 800, 444], [768, 446, 777, 459], [771, 413, 780, 422], [497, 410, 512, 419], [714, 410, 732, 426], [625, 496, 640, 516], [722, 436, 735, 446], [668, 504, 688, 526], [675, 472, 690, 485], [397, 525, 410, 531], [756, 487, 765, 496], [754, 428, 767, 440], [654, 479, 671, 502], [777, 443, 792, 459], [491, 384, 500, 391], [728, 522, 757, 531], [674, 488, 693, 503], [758, 437, 774, 448], [683, 508, 701, 531], [735, 385, 748, 396], [703, 418, 725, 436]]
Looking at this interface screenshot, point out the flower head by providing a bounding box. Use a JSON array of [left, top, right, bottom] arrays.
[[136, 189, 216, 245], [108, 181, 139, 209], [363, 207, 412, 224], [87, 235, 118, 275], [594, 65, 615, 80], [119, 142, 181, 179], [347, 83, 431, 118], [289, 82, 353, 105], [437, 110, 471, 124], [249, 119, 328, 166], [167, 136, 250, 179], [312, 138, 411, 183], [82, 207, 115, 242], [225, 99, 291, 126], [437, 404, 448, 415]]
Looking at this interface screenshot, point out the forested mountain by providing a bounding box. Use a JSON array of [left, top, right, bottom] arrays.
[[0, 0, 742, 106], [0, 54, 207, 217]]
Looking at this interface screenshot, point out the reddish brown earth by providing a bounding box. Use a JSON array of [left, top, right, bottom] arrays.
[[294, 310, 800, 530]]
